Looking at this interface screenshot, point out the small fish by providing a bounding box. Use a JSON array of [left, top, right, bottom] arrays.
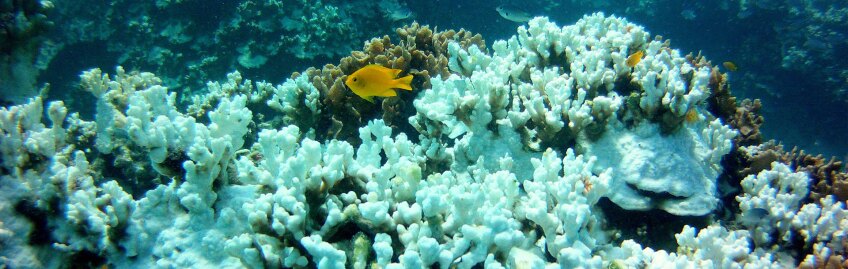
[[722, 61, 738, 71], [625, 50, 644, 67], [739, 207, 769, 225], [345, 65, 413, 103], [386, 6, 413, 21], [496, 5, 532, 22], [388, 9, 412, 21]]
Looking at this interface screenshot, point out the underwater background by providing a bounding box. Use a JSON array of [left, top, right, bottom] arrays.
[[1, 0, 847, 268]]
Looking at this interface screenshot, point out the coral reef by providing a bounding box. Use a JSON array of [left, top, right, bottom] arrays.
[[1, 12, 846, 269], [734, 142, 848, 204], [294, 23, 485, 144], [792, 153, 847, 203], [416, 15, 735, 215], [757, 0, 848, 101], [706, 67, 764, 147], [736, 162, 848, 268]]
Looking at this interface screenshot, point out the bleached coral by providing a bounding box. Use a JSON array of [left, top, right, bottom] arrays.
[[0, 12, 803, 269], [795, 196, 848, 268], [736, 162, 848, 266], [736, 162, 810, 245], [264, 74, 321, 128], [521, 148, 610, 267], [431, 14, 735, 215], [609, 225, 780, 268], [582, 118, 736, 216]]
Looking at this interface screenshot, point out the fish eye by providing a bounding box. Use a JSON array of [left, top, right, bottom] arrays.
[[353, 77, 358, 82]]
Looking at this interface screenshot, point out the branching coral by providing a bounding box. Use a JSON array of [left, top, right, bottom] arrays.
[[420, 14, 735, 215], [735, 142, 848, 204], [706, 67, 764, 147], [782, 148, 848, 203], [3, 11, 845, 269], [736, 161, 848, 267], [294, 23, 485, 145]]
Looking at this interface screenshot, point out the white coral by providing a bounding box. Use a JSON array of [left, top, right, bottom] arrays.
[[736, 162, 809, 245]]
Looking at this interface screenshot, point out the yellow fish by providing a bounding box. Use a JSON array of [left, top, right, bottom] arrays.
[[344, 65, 413, 103], [722, 61, 738, 71], [625, 50, 644, 67]]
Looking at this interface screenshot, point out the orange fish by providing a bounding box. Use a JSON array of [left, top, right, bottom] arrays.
[[344, 65, 413, 103], [626, 50, 644, 67], [722, 61, 738, 72]]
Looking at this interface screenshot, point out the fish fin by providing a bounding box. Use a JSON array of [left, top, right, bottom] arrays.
[[368, 64, 393, 73], [381, 89, 398, 97], [392, 68, 402, 77], [362, 95, 375, 103], [393, 75, 414, 91]]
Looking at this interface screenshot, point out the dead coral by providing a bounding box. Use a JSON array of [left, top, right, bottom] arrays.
[[297, 23, 485, 145]]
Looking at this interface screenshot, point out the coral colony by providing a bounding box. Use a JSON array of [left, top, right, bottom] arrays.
[[1, 13, 847, 268]]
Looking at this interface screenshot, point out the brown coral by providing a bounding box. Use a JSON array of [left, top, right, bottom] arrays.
[[706, 67, 764, 146], [731, 141, 848, 203], [705, 59, 843, 205], [724, 141, 848, 268], [296, 23, 485, 145], [728, 99, 764, 146], [706, 68, 737, 119], [781, 147, 848, 202]]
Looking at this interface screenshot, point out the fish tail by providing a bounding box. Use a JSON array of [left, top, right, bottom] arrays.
[[394, 75, 414, 91]]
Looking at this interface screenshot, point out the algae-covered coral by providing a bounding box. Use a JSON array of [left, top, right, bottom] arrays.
[[1, 10, 846, 269]]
